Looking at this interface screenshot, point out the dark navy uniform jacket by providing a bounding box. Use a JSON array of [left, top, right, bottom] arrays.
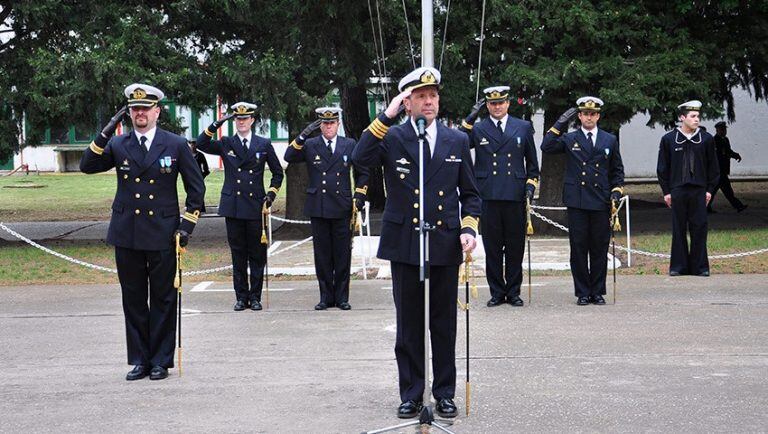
[[80, 129, 205, 250], [467, 116, 540, 201], [714, 135, 736, 177], [196, 132, 284, 220], [657, 129, 720, 195], [284, 135, 370, 219], [353, 114, 482, 266], [541, 128, 625, 211]]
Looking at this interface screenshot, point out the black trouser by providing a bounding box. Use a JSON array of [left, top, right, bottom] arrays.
[[670, 186, 709, 275], [567, 207, 611, 298], [391, 261, 458, 403], [114, 246, 177, 368], [481, 200, 526, 300], [710, 175, 744, 210], [310, 217, 352, 306], [225, 217, 266, 303]]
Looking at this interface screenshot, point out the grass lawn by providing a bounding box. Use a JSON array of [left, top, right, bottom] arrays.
[[0, 170, 285, 222], [1, 229, 766, 285], [616, 227, 768, 275]]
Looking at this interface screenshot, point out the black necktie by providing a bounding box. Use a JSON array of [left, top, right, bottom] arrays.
[[139, 136, 148, 156], [327, 140, 333, 154], [497, 120, 503, 134], [422, 135, 431, 166], [242, 138, 248, 152], [587, 131, 593, 145]]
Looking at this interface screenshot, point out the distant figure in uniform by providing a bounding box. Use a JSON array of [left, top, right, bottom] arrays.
[[284, 107, 369, 310], [80, 83, 205, 381], [708, 121, 747, 213], [459, 85, 540, 307], [541, 97, 625, 305], [353, 67, 481, 419], [197, 102, 284, 310], [656, 100, 720, 276], [189, 139, 210, 213]]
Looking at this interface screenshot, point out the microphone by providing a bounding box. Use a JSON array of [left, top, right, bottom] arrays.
[[415, 116, 427, 138]]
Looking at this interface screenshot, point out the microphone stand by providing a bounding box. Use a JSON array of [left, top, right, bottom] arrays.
[[364, 119, 455, 434]]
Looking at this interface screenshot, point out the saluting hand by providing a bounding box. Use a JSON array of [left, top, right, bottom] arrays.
[[385, 88, 412, 119], [465, 98, 486, 124], [100, 105, 127, 139], [298, 119, 322, 142], [558, 107, 579, 125], [210, 113, 236, 130]]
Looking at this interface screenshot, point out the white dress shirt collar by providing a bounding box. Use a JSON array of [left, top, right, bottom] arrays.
[[491, 114, 509, 132], [410, 118, 438, 155], [135, 127, 157, 150]]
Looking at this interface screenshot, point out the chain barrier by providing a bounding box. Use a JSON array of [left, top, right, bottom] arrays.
[[3, 193, 766, 276], [528, 204, 768, 260], [268, 215, 312, 225]]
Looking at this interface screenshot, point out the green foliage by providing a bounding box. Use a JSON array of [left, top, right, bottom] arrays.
[[1, 0, 766, 160]]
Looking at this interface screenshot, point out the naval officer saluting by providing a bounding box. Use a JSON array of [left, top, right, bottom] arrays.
[[197, 102, 284, 310], [80, 83, 205, 380]]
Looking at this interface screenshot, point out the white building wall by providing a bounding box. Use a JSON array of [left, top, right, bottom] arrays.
[[619, 88, 768, 178]]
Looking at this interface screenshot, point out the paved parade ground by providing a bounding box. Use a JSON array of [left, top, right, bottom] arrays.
[[1, 275, 767, 433]]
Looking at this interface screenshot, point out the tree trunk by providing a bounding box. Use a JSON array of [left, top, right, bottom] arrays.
[[537, 107, 569, 235], [340, 82, 386, 211], [282, 118, 312, 238]]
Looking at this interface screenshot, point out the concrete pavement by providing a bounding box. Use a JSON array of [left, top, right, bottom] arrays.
[[1, 274, 767, 432]]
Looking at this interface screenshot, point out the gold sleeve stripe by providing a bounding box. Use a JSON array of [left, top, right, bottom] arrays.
[[182, 211, 200, 224], [461, 120, 474, 130], [269, 187, 280, 194], [548, 127, 561, 135], [611, 187, 624, 195], [366, 122, 385, 138], [526, 178, 539, 188], [89, 141, 104, 155], [290, 140, 303, 150], [367, 118, 389, 139], [204, 128, 215, 138], [461, 216, 479, 233], [355, 187, 368, 195]]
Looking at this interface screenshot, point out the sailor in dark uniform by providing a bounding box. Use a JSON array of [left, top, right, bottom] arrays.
[[541, 97, 625, 305], [284, 107, 370, 310], [352, 67, 481, 419], [459, 85, 540, 307], [656, 100, 719, 276], [708, 121, 747, 213], [80, 83, 205, 381], [196, 102, 284, 310]]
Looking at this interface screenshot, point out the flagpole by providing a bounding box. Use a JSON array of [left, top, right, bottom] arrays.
[[421, 0, 434, 67]]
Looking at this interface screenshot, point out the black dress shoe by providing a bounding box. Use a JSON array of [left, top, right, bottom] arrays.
[[149, 366, 168, 380], [314, 302, 328, 310], [233, 300, 247, 311], [591, 295, 606, 305], [669, 270, 682, 277], [126, 365, 149, 381], [338, 302, 351, 310], [435, 398, 458, 418], [698, 270, 710, 277], [397, 400, 422, 419], [577, 296, 590, 306], [507, 296, 524, 307], [249, 300, 262, 310], [487, 297, 504, 307], [737, 204, 748, 213]]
